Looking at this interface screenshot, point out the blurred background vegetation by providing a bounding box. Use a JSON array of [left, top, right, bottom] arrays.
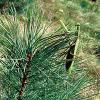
[[0, 0, 100, 100]]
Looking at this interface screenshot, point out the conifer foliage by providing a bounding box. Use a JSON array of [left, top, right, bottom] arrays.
[[0, 1, 94, 100]]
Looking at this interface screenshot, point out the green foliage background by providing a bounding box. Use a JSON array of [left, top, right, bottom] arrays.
[[0, 0, 100, 100]]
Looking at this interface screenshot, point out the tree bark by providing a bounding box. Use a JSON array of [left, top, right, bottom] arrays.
[[18, 52, 32, 100]]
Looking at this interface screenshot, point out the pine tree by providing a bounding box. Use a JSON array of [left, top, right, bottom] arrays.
[[0, 2, 90, 100]]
